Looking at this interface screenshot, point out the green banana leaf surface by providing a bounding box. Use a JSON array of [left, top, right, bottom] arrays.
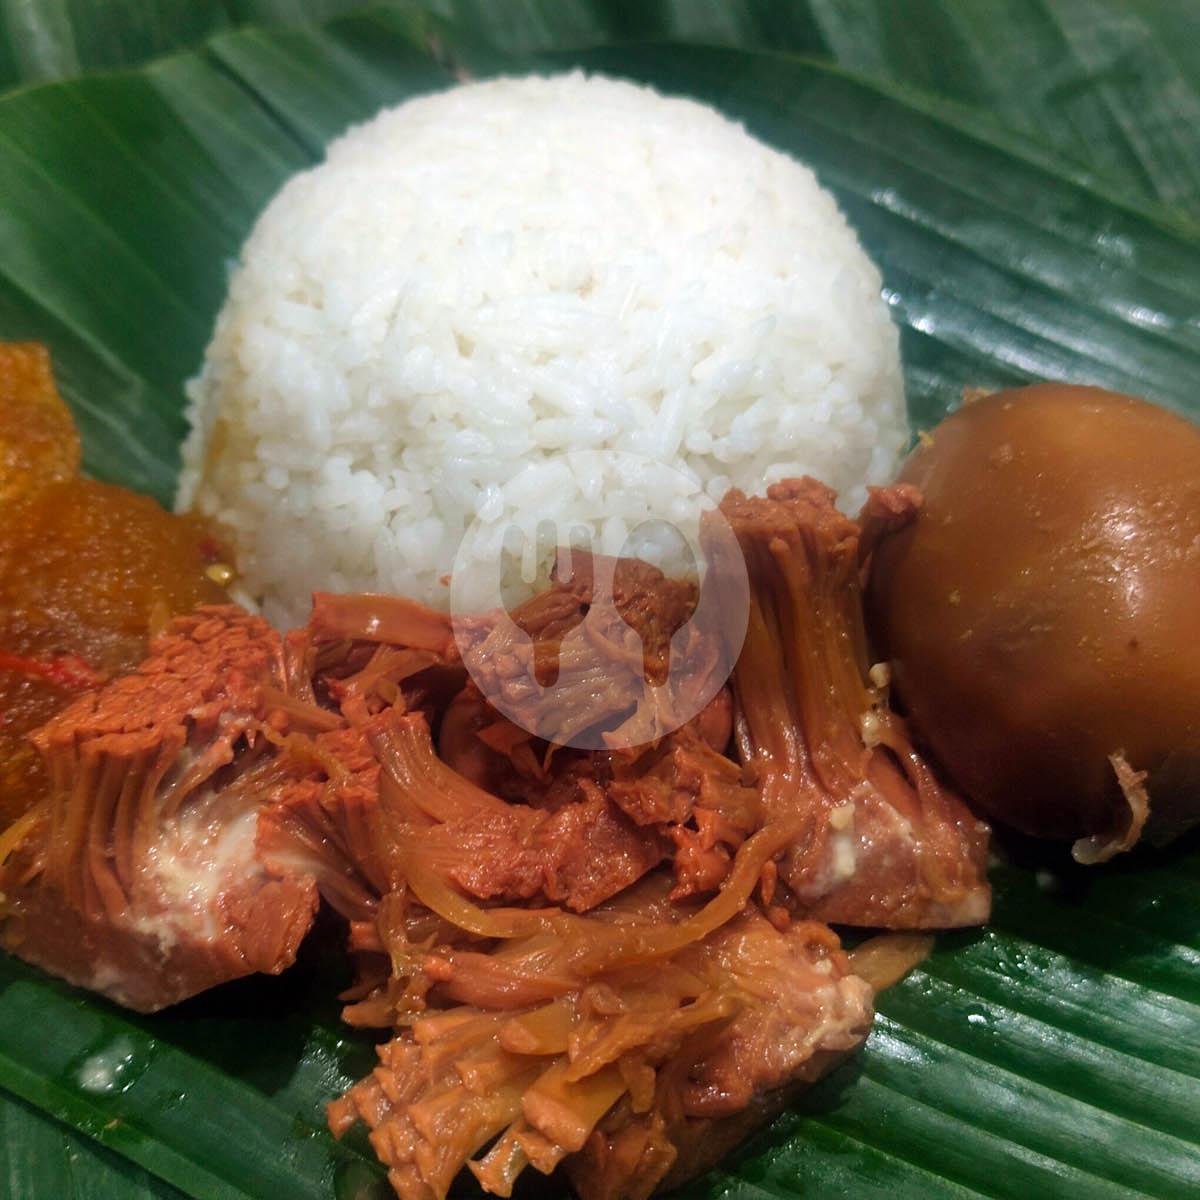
[[0, 5, 1198, 1199], [5, 0, 1200, 225]]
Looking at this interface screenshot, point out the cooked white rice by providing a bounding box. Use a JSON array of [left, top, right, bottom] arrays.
[[178, 71, 905, 625]]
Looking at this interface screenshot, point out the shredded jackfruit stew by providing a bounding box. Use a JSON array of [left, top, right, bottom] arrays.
[[0, 349, 988, 1200]]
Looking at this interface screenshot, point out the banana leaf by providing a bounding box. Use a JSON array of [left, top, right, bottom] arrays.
[[0, 1090, 186, 1200], [5, 0, 1200, 225], [0, 1, 229, 90], [0, 7, 1198, 1199], [805, 0, 1200, 224]]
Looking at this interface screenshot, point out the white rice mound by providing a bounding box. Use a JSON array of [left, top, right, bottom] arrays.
[[179, 71, 906, 625]]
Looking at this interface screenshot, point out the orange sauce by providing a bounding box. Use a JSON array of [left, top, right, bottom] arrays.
[[0, 344, 228, 825], [0, 343, 79, 500]]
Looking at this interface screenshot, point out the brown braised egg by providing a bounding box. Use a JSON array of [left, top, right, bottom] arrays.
[[865, 383, 1200, 861]]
